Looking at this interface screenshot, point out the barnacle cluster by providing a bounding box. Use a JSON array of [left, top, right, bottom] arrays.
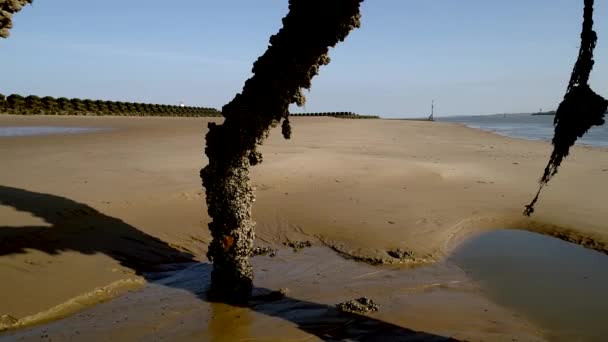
[[0, 0, 32, 38]]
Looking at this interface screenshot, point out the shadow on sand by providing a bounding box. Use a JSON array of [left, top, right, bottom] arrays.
[[0, 185, 459, 341]]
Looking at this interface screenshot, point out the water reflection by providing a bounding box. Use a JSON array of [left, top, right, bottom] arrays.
[[207, 302, 253, 341]]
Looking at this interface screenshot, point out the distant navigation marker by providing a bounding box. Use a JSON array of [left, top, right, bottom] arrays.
[[428, 100, 435, 121]]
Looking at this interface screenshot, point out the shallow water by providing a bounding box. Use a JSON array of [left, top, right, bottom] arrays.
[[0, 126, 106, 137], [0, 247, 544, 341], [449, 229, 608, 341]]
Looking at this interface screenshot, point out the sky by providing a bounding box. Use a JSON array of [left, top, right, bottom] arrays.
[[1, 0, 607, 117]]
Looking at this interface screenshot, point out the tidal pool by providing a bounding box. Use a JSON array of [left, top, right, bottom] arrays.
[[0, 126, 106, 137], [450, 229, 608, 341]]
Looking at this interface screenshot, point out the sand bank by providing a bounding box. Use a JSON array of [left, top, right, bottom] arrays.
[[1, 115, 607, 339]]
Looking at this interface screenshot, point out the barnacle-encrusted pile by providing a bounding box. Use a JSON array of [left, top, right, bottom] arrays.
[[0, 0, 32, 38], [524, 0, 607, 216], [201, 0, 364, 301]]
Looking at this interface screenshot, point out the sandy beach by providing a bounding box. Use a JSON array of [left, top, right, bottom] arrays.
[[1, 115, 607, 340]]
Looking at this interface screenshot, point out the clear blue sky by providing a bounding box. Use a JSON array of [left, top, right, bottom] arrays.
[[1, 0, 607, 117]]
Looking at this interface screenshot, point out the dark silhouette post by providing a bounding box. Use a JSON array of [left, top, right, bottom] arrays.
[[201, 0, 364, 301]]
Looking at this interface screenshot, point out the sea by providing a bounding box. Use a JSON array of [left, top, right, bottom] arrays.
[[439, 114, 608, 148]]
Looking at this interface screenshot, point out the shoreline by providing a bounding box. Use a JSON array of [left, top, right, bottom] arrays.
[[3, 113, 608, 150], [1, 115, 607, 339], [440, 119, 608, 150]]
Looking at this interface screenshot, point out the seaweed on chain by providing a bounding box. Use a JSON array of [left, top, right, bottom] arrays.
[[524, 0, 607, 216]]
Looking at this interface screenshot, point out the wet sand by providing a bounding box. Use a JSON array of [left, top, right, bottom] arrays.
[[1, 248, 544, 341], [1, 115, 607, 339]]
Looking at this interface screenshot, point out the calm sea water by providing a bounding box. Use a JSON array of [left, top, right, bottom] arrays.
[[0, 126, 106, 137], [439, 114, 608, 148]]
